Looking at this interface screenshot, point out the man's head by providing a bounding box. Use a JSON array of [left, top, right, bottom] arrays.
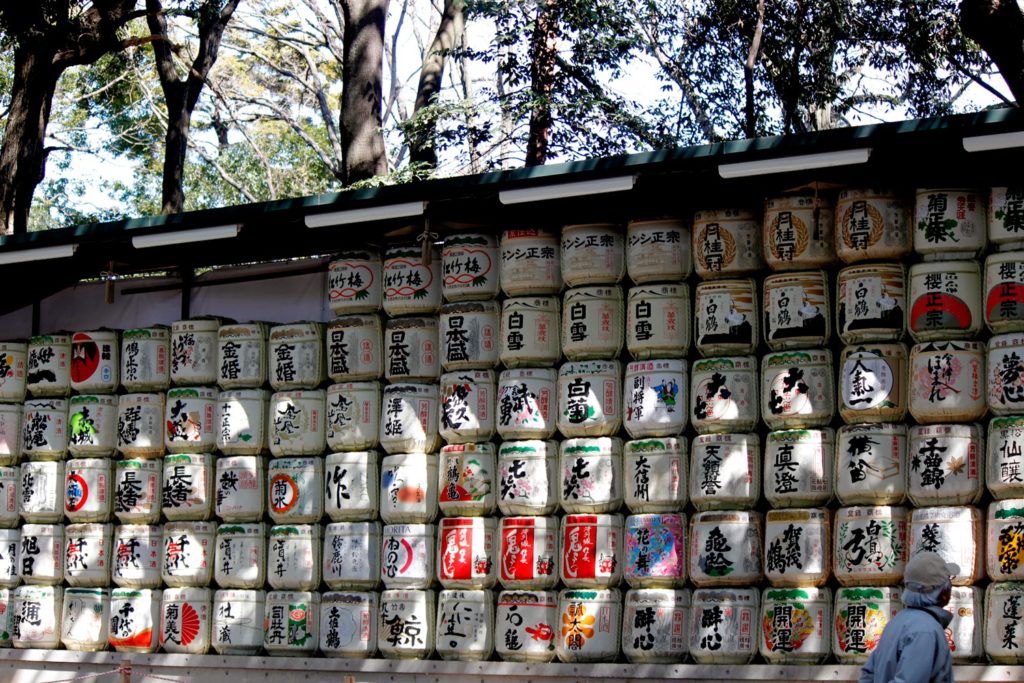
[[904, 551, 959, 607]]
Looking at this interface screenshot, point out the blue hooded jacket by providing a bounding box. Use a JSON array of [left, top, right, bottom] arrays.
[[857, 601, 954, 683]]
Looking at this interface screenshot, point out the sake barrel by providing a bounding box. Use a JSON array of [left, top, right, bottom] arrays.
[[0, 342, 27, 403], [70, 330, 119, 394], [627, 284, 690, 360], [64, 458, 113, 523], [499, 516, 559, 590], [914, 188, 986, 260], [214, 523, 266, 589], [985, 251, 1024, 333], [984, 581, 1024, 662], [162, 453, 213, 521], [0, 588, 11, 646], [624, 437, 687, 514], [623, 359, 688, 438], [908, 260, 983, 341], [499, 297, 561, 368], [380, 452, 438, 524], [763, 194, 836, 271], [20, 460, 64, 523], [61, 586, 109, 651], [561, 513, 623, 589], [557, 360, 621, 438], [267, 524, 321, 591], [26, 334, 71, 397], [559, 437, 622, 514], [555, 588, 621, 662], [378, 588, 435, 659], [263, 590, 319, 656], [438, 443, 495, 516], [109, 587, 161, 652], [991, 187, 1024, 250], [756, 586, 834, 664], [18, 523, 63, 585], [909, 340, 986, 423], [497, 440, 558, 516], [909, 506, 983, 585], [442, 233, 500, 301], [692, 208, 764, 278], [324, 451, 379, 521], [116, 393, 165, 459], [378, 383, 440, 455], [20, 398, 68, 461], [561, 223, 625, 287], [833, 586, 901, 663], [988, 416, 1024, 499], [838, 344, 909, 424], [327, 315, 384, 383], [988, 499, 1024, 580], [440, 301, 500, 371], [268, 389, 326, 457], [835, 188, 912, 263], [161, 521, 214, 588], [689, 587, 759, 664], [170, 318, 222, 386], [216, 322, 268, 390], [561, 286, 624, 361], [385, 316, 439, 383], [907, 424, 984, 506], [0, 528, 17, 586], [383, 245, 442, 316], [214, 456, 264, 522], [761, 349, 835, 429], [690, 357, 758, 435], [320, 590, 379, 658], [212, 588, 265, 655], [833, 506, 908, 586], [160, 586, 212, 654], [11, 584, 62, 649], [694, 278, 759, 356], [163, 387, 217, 453], [623, 513, 686, 588], [68, 395, 118, 458], [763, 270, 830, 350], [437, 517, 496, 589], [621, 588, 690, 663], [323, 521, 381, 590], [120, 327, 169, 392], [496, 368, 557, 440], [989, 333, 1024, 416], [328, 249, 383, 315], [689, 511, 762, 587], [326, 381, 380, 451], [500, 229, 562, 296], [267, 457, 323, 524], [764, 429, 833, 507], [112, 525, 162, 588], [0, 466, 16, 528], [764, 508, 830, 587], [381, 523, 436, 589], [494, 590, 559, 662], [690, 433, 760, 511], [0, 403, 21, 466], [440, 370, 496, 444], [216, 389, 268, 455], [946, 585, 983, 662], [627, 218, 691, 283], [837, 263, 907, 343]]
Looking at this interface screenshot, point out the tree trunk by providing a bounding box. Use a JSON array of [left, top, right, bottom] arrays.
[[744, 0, 765, 139], [525, 0, 558, 167], [341, 0, 390, 184], [961, 0, 1024, 104]]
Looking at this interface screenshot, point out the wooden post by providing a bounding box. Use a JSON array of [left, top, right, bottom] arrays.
[[120, 658, 131, 683]]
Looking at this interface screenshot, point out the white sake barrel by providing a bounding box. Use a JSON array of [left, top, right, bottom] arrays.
[[20, 398, 68, 460], [761, 349, 834, 429], [832, 586, 901, 663], [385, 317, 439, 383], [269, 323, 325, 391], [0, 403, 21, 466], [112, 525, 162, 588], [380, 452, 438, 524], [834, 506, 908, 586], [267, 457, 323, 524], [909, 506, 983, 585], [500, 297, 561, 368], [26, 334, 71, 397], [689, 587, 759, 664], [627, 218, 691, 283], [379, 588, 435, 659], [988, 499, 1024, 580], [555, 587, 621, 662], [914, 188, 986, 259], [985, 251, 1024, 333], [559, 437, 622, 514], [990, 333, 1024, 416], [623, 359, 687, 438], [379, 384, 440, 455], [381, 523, 436, 589], [161, 521, 214, 588], [621, 588, 690, 663], [500, 229, 562, 296], [557, 360, 621, 438], [170, 318, 222, 386], [988, 416, 1024, 499], [70, 330, 119, 393], [497, 368, 556, 440], [320, 590, 378, 658], [216, 389, 268, 455], [623, 438, 687, 513], [561, 223, 624, 287], [692, 208, 764, 278], [440, 301, 500, 371], [214, 456, 264, 522], [560, 513, 623, 588], [763, 270, 830, 350], [162, 453, 213, 521], [164, 387, 216, 453], [909, 340, 986, 423], [497, 440, 558, 516], [908, 260, 983, 341], [0, 342, 27, 403], [0, 528, 17, 586], [690, 357, 758, 435], [440, 370, 495, 444], [985, 581, 1024, 662], [435, 588, 495, 660], [837, 263, 906, 343], [0, 588, 10, 646], [160, 586, 212, 654], [495, 590, 559, 662], [690, 433, 760, 511], [328, 249, 383, 315], [944, 585, 983, 662], [624, 513, 686, 588], [694, 278, 758, 356], [442, 233, 500, 301], [835, 188, 912, 263], [11, 584, 62, 649], [215, 523, 266, 589], [383, 245, 442, 316], [907, 424, 984, 506], [269, 389, 326, 456], [562, 286, 624, 361], [116, 393, 165, 459], [61, 586, 109, 651], [64, 458, 112, 523], [689, 511, 762, 587], [764, 508, 830, 587], [763, 194, 836, 270], [327, 315, 383, 383], [121, 327, 169, 392], [109, 587, 161, 652], [326, 381, 380, 451], [760, 586, 832, 663], [324, 451, 379, 521], [437, 516, 496, 589], [216, 322, 268, 390], [764, 429, 833, 507], [64, 522, 113, 587], [323, 521, 381, 590], [990, 187, 1024, 250], [68, 395, 118, 458], [18, 523, 63, 585], [212, 588, 265, 655], [626, 284, 690, 360], [839, 344, 909, 423], [20, 460, 64, 523], [438, 443, 495, 516], [267, 524, 321, 591], [263, 590, 320, 656], [499, 516, 559, 590], [0, 466, 16, 528]]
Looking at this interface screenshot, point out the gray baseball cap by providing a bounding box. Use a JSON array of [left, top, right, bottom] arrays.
[[904, 551, 960, 592]]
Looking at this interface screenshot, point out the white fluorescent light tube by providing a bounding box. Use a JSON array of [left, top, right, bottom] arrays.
[[718, 148, 872, 179], [499, 175, 636, 204], [963, 131, 1024, 153], [132, 223, 240, 249], [0, 243, 77, 265], [305, 201, 426, 228]]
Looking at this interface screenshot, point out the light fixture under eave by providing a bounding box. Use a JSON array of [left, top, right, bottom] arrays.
[[718, 148, 872, 179], [304, 200, 427, 228], [499, 175, 637, 205], [132, 223, 240, 249], [962, 131, 1024, 153], [0, 243, 77, 265]]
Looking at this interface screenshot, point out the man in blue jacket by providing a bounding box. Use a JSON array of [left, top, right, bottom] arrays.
[[858, 551, 958, 683]]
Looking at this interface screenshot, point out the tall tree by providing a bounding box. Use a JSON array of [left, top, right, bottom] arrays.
[[961, 0, 1024, 102], [340, 0, 389, 184]]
